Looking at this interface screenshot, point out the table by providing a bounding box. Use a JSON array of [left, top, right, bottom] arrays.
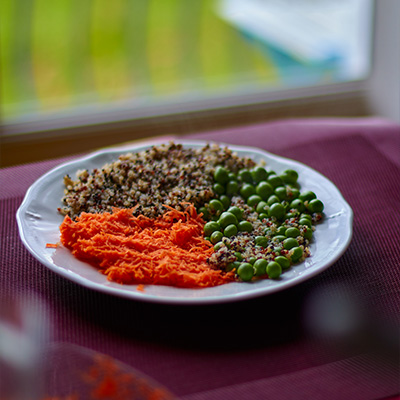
[[1, 117, 399, 399]]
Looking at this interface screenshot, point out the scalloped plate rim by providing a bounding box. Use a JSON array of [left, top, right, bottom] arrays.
[[16, 140, 353, 304]]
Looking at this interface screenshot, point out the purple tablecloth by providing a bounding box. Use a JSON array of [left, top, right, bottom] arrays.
[[1, 117, 399, 399]]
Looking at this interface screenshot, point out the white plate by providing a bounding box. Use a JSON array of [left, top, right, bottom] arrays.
[[16, 141, 353, 304]]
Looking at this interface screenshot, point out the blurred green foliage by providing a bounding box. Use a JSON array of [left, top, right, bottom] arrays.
[[0, 0, 277, 119]]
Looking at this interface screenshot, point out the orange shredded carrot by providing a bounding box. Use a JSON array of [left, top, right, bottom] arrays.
[[59, 204, 235, 288], [82, 355, 175, 400], [46, 243, 58, 248]]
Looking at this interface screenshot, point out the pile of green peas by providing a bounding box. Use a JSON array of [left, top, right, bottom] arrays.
[[199, 165, 324, 282]]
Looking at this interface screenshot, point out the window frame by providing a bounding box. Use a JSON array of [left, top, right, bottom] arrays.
[[2, 0, 398, 167]]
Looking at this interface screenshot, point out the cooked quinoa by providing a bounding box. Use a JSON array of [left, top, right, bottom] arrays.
[[58, 142, 256, 219]]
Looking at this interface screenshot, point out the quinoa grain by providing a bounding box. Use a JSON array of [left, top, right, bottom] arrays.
[[58, 142, 255, 219]]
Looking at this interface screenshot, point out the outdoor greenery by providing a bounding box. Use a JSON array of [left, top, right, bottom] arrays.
[[0, 0, 278, 119]]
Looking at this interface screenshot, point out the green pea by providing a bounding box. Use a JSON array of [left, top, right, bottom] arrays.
[[300, 213, 312, 221], [248, 257, 256, 265], [238, 169, 253, 183], [213, 183, 225, 195], [219, 212, 238, 228], [254, 259, 268, 276], [214, 242, 224, 251], [214, 166, 229, 185], [219, 195, 230, 210], [255, 236, 269, 248], [198, 207, 209, 220], [267, 195, 280, 206], [259, 213, 269, 220], [238, 220, 253, 232], [234, 252, 243, 261], [272, 235, 286, 242], [267, 261, 282, 279], [240, 183, 256, 199], [226, 261, 241, 272], [299, 191, 316, 202], [256, 201, 268, 214], [204, 221, 221, 237], [307, 199, 324, 213], [287, 187, 300, 199], [281, 169, 298, 184], [269, 203, 285, 220], [290, 246, 303, 262], [251, 167, 268, 183], [228, 172, 236, 181], [247, 194, 262, 207], [275, 186, 288, 201], [303, 226, 313, 240], [224, 224, 238, 238], [227, 206, 243, 220], [209, 199, 224, 213], [276, 225, 286, 235], [256, 181, 274, 200], [275, 255, 290, 269], [290, 199, 305, 212], [210, 231, 223, 244], [267, 174, 284, 188], [283, 237, 298, 250], [237, 263, 254, 281], [204, 236, 210, 242], [226, 180, 239, 195], [278, 174, 289, 184], [299, 218, 312, 228], [285, 212, 298, 219], [285, 227, 300, 238]]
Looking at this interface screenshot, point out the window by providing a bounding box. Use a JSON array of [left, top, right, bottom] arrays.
[[1, 0, 389, 166]]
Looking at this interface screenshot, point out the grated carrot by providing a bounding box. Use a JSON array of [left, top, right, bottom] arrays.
[[59, 204, 235, 288]]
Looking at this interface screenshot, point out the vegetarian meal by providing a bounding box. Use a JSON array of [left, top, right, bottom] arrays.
[[55, 142, 324, 288]]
